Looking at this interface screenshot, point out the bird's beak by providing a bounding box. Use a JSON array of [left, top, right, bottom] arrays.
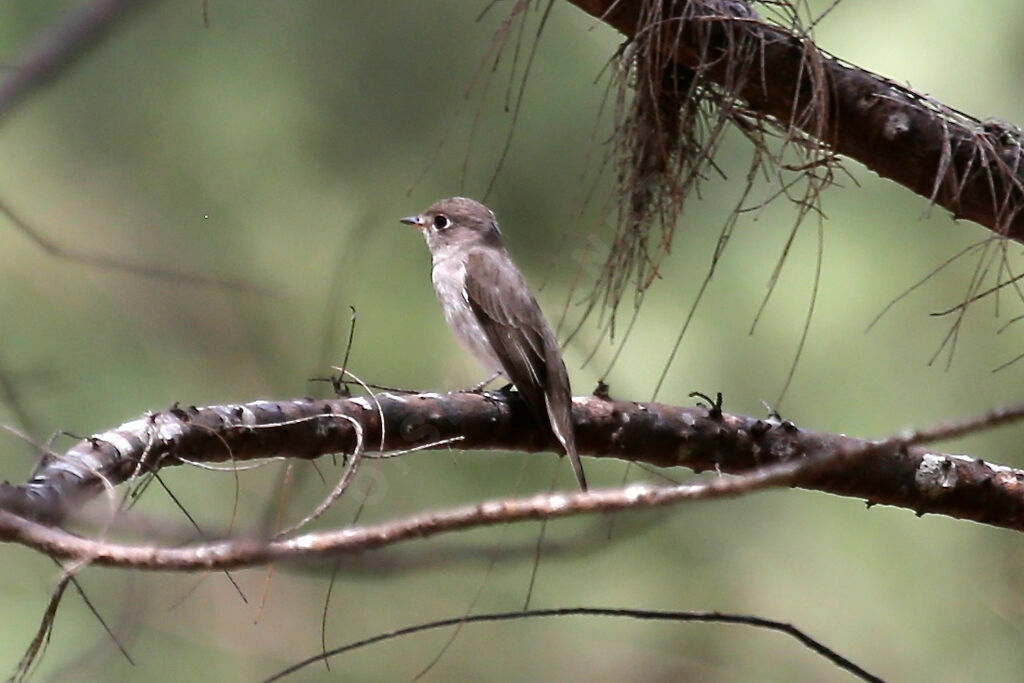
[[400, 214, 425, 229]]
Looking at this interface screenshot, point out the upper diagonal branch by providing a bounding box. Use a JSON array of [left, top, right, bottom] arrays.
[[569, 0, 1024, 240], [2, 390, 1023, 533]]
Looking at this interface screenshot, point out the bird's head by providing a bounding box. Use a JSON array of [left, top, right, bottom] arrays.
[[400, 196, 503, 254]]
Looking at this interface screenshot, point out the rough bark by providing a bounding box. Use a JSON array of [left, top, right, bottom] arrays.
[[2, 391, 1022, 532]]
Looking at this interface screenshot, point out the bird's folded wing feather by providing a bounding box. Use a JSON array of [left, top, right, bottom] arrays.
[[464, 247, 585, 489], [463, 248, 554, 421]]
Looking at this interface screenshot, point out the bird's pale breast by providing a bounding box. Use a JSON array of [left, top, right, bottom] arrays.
[[431, 253, 503, 374]]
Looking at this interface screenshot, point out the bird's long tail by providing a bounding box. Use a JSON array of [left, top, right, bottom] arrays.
[[547, 399, 587, 491], [566, 442, 588, 491]]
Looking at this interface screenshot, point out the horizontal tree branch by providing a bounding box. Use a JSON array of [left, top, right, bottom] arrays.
[[2, 391, 1023, 535], [0, 466, 868, 570], [568, 0, 1024, 240], [0, 396, 1020, 572]]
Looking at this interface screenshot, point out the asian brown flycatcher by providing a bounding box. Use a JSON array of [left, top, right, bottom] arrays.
[[401, 197, 587, 490]]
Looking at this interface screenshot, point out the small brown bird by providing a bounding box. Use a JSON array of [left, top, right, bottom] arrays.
[[401, 197, 587, 490]]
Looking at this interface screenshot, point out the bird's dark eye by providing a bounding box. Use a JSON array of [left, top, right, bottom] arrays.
[[433, 214, 451, 230]]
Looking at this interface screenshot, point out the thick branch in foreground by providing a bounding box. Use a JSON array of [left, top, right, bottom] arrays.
[[2, 391, 1023, 532], [570, 0, 1024, 240], [0, 403, 1019, 572]]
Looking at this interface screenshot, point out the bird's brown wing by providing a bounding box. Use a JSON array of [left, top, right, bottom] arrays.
[[464, 248, 587, 490]]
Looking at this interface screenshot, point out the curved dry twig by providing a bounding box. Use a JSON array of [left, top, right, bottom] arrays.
[[270, 412, 364, 540]]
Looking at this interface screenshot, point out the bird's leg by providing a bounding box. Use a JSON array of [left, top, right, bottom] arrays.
[[485, 382, 520, 411], [466, 371, 503, 393], [464, 371, 512, 411]]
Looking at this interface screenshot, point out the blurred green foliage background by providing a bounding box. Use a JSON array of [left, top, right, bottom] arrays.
[[1, 1, 1023, 680]]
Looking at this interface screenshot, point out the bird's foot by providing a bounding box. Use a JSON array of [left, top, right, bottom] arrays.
[[477, 382, 516, 409]]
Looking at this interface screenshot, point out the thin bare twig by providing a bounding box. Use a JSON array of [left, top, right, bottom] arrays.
[[0, 196, 268, 293], [0, 0, 158, 123]]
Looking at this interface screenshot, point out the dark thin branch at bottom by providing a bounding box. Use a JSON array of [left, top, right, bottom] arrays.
[[263, 606, 882, 683]]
